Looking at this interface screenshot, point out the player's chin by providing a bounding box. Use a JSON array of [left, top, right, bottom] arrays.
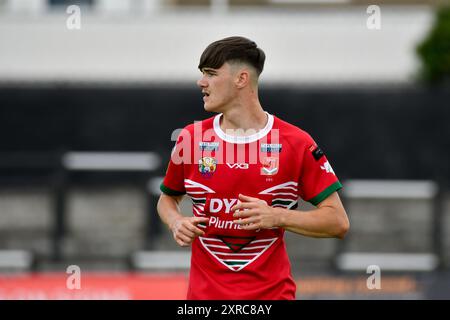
[[203, 103, 218, 112]]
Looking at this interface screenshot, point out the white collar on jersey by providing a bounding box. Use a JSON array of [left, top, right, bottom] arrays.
[[213, 111, 274, 144]]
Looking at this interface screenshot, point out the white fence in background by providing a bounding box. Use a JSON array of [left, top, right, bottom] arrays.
[[337, 179, 441, 272]]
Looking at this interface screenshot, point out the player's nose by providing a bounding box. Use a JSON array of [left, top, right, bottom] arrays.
[[197, 76, 208, 88]]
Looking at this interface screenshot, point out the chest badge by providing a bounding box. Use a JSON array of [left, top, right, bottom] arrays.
[[199, 157, 217, 178], [261, 157, 279, 175], [261, 143, 282, 153]]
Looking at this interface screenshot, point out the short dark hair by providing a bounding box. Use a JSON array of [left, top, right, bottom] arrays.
[[198, 36, 266, 76]]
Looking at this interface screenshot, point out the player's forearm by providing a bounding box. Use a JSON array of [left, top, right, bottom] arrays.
[[156, 194, 185, 230], [276, 206, 349, 239]]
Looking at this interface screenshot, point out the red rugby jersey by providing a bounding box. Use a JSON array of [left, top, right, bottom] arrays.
[[160, 112, 342, 300]]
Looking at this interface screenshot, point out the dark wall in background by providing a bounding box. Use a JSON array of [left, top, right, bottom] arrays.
[[0, 85, 448, 185]]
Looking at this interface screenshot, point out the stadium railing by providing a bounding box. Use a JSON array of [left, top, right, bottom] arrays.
[[60, 151, 162, 257], [0, 151, 162, 263], [335, 179, 444, 272]]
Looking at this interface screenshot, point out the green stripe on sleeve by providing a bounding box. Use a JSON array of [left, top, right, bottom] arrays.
[[160, 183, 186, 196], [307, 181, 343, 206]]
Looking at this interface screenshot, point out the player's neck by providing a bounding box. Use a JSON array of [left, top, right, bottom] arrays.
[[220, 98, 267, 134]]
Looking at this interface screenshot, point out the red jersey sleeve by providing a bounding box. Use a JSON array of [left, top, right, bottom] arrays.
[[297, 134, 342, 206], [160, 128, 191, 196]]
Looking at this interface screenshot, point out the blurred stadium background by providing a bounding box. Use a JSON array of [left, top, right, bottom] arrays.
[[0, 0, 449, 299]]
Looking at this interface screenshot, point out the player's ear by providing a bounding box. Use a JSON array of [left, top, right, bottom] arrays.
[[235, 69, 250, 89]]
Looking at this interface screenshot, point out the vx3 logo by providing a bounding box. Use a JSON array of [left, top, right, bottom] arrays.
[[226, 163, 249, 169]]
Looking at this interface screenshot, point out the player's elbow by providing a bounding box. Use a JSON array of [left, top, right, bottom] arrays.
[[156, 195, 164, 219], [335, 211, 350, 239]]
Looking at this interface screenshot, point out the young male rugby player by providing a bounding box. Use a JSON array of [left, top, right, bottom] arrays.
[[157, 36, 349, 300]]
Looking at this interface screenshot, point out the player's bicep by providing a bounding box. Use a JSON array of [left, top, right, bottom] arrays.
[[316, 191, 343, 210], [157, 193, 185, 210], [170, 194, 185, 205]]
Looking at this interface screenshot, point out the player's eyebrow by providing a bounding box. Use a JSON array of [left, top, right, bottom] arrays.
[[201, 68, 218, 75]]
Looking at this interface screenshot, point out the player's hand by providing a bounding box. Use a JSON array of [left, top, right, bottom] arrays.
[[232, 194, 280, 230], [170, 216, 209, 247]]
